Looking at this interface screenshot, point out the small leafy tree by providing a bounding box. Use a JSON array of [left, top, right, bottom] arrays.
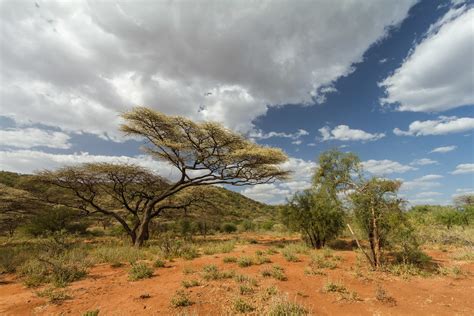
[[282, 149, 360, 248], [284, 189, 344, 248], [37, 107, 289, 247], [350, 178, 404, 268]]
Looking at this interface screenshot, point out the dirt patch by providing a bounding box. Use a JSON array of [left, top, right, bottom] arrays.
[[1, 236, 473, 315]]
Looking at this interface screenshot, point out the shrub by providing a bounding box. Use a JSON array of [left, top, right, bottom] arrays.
[[223, 256, 238, 263], [233, 298, 255, 313], [309, 253, 337, 270], [202, 240, 236, 255], [154, 258, 166, 268], [239, 284, 254, 295], [221, 223, 238, 233], [375, 285, 397, 306], [237, 256, 254, 267], [182, 279, 201, 288], [171, 290, 193, 307], [19, 259, 49, 287], [92, 245, 147, 265], [0, 247, 29, 274], [36, 287, 71, 304], [322, 280, 347, 293], [201, 265, 235, 281], [23, 207, 89, 237], [128, 263, 153, 281], [262, 265, 287, 281], [268, 297, 308, 316]]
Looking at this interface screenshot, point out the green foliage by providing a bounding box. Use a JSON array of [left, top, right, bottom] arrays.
[[283, 189, 345, 249], [221, 223, 238, 233], [268, 297, 308, 316], [237, 256, 254, 267], [36, 287, 71, 304], [170, 290, 193, 307], [22, 207, 89, 237], [181, 279, 201, 288], [201, 264, 235, 281], [128, 263, 153, 281], [82, 310, 100, 316], [323, 280, 348, 293], [202, 240, 236, 255], [223, 256, 238, 263], [261, 265, 287, 281], [233, 298, 255, 313], [153, 258, 166, 268], [92, 245, 149, 265]]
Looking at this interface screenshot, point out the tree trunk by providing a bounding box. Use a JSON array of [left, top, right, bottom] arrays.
[[371, 205, 381, 268], [134, 217, 151, 247]]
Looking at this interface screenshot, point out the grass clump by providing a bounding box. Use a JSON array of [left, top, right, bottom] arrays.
[[239, 284, 255, 295], [182, 266, 195, 275], [36, 287, 71, 304], [171, 290, 193, 307], [375, 285, 397, 306], [223, 256, 238, 263], [261, 265, 287, 281], [233, 298, 255, 313], [202, 240, 236, 255], [201, 264, 235, 281], [92, 245, 146, 265], [182, 279, 201, 288], [309, 253, 337, 270], [128, 263, 153, 281], [268, 297, 308, 316], [237, 256, 254, 267], [82, 310, 100, 316], [322, 280, 348, 294], [153, 258, 166, 268]]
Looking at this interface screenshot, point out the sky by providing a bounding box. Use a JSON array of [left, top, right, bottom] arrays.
[[0, 0, 473, 206]]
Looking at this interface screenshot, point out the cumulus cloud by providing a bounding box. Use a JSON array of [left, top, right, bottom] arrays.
[[430, 145, 457, 153], [451, 163, 474, 175], [380, 6, 474, 112], [415, 191, 443, 198], [0, 149, 180, 179], [410, 158, 438, 166], [319, 125, 385, 142], [400, 174, 443, 191], [0, 0, 415, 138], [0, 128, 71, 149], [250, 129, 309, 141], [393, 116, 474, 136], [362, 159, 416, 175], [241, 157, 317, 204]]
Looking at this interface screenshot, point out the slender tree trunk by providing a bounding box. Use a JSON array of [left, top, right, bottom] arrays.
[[371, 205, 381, 268], [134, 214, 151, 247]]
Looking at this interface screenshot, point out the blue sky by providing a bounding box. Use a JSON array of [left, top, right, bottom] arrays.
[[0, 0, 473, 205]]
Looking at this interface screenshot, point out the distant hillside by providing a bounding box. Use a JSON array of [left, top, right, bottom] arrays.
[[0, 171, 279, 225]]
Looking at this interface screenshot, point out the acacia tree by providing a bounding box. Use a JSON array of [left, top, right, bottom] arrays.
[[39, 107, 289, 246], [350, 178, 404, 268], [283, 149, 360, 248], [0, 184, 39, 237]]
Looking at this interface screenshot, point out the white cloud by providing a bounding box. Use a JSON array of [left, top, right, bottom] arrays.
[[362, 159, 416, 175], [393, 116, 474, 136], [380, 6, 474, 112], [0, 128, 71, 149], [415, 191, 443, 198], [430, 145, 457, 153], [241, 157, 316, 204], [250, 129, 308, 140], [410, 158, 438, 166], [451, 163, 474, 175], [319, 125, 385, 142], [0, 0, 415, 138], [0, 149, 180, 179], [401, 174, 443, 191]]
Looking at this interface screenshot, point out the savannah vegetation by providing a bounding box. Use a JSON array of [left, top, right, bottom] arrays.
[[0, 107, 473, 314]]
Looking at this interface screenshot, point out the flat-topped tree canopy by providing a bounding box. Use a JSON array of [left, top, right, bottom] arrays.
[[36, 107, 289, 247], [120, 106, 290, 186]]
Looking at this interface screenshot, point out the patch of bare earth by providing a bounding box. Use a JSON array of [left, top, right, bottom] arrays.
[[0, 235, 473, 315]]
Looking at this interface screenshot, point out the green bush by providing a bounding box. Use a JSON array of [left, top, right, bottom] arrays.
[[22, 207, 89, 237], [171, 290, 193, 307], [221, 223, 238, 233], [233, 298, 255, 313], [128, 263, 153, 281]]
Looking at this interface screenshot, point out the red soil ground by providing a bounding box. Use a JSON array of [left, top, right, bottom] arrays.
[[1, 236, 473, 315]]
